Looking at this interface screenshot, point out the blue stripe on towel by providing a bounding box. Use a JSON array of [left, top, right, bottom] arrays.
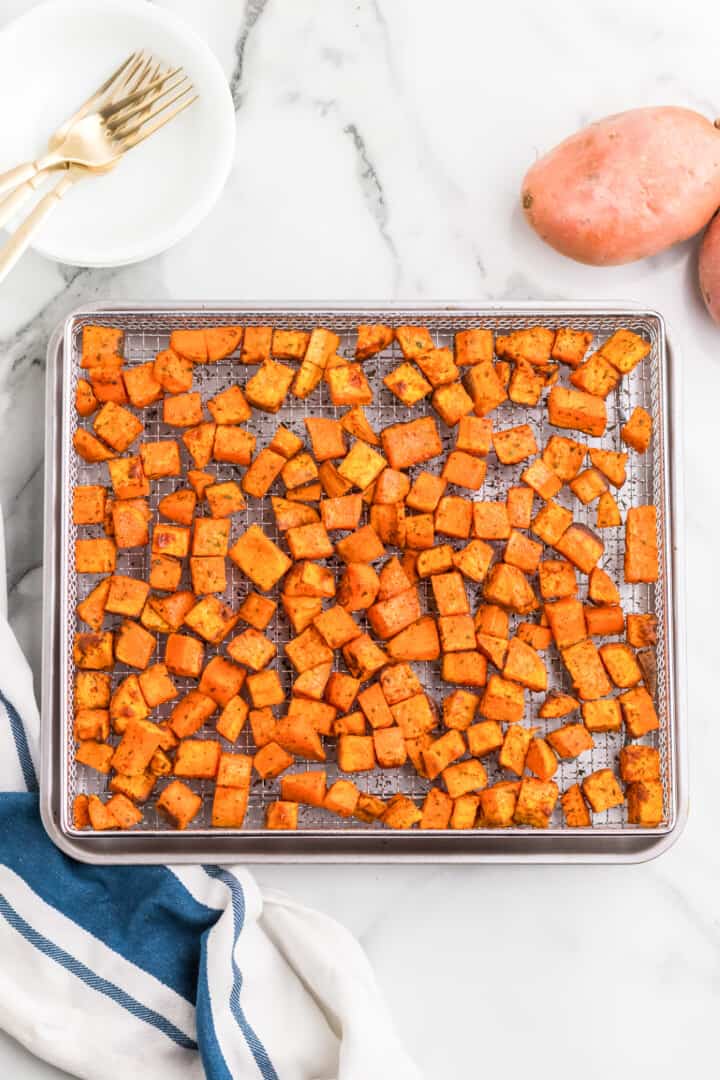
[[196, 926, 234, 1080], [204, 866, 279, 1080], [0, 690, 37, 792], [0, 793, 219, 1002], [0, 892, 197, 1050]]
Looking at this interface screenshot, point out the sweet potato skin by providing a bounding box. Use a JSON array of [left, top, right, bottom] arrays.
[[523, 107, 720, 265]]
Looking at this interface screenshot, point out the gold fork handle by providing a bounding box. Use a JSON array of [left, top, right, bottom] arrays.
[[0, 162, 42, 199], [0, 170, 55, 232], [0, 172, 77, 286]]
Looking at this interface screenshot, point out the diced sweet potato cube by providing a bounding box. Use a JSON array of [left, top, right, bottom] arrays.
[[372, 468, 410, 506], [226, 627, 275, 672], [280, 770, 327, 807], [386, 616, 440, 662], [480, 675, 524, 723], [343, 633, 388, 681], [530, 501, 572, 548], [504, 531, 543, 576], [105, 575, 150, 618], [73, 484, 107, 526], [525, 737, 558, 781], [414, 347, 458, 388], [229, 525, 292, 591], [388, 692, 434, 739], [559, 783, 591, 826], [92, 402, 142, 454], [168, 328, 206, 362], [442, 758, 487, 799], [326, 362, 374, 405], [254, 741, 294, 780], [496, 326, 553, 365], [395, 325, 433, 359], [88, 363, 127, 405], [111, 717, 163, 776], [561, 639, 612, 700], [417, 545, 454, 579], [542, 435, 586, 482], [239, 325, 272, 365], [551, 328, 593, 367], [270, 329, 309, 361], [456, 418, 493, 461], [336, 523, 385, 564], [546, 722, 593, 760], [245, 360, 295, 412], [76, 579, 110, 632], [75, 671, 111, 711], [247, 707, 275, 748], [153, 348, 193, 394], [478, 784, 517, 827], [422, 730, 465, 781], [514, 777, 558, 828], [626, 613, 657, 648], [284, 626, 333, 675], [582, 769, 624, 813], [508, 360, 544, 406], [378, 663, 420, 706], [442, 650, 488, 686], [548, 385, 606, 437], [596, 492, 622, 528], [114, 619, 154, 670], [569, 353, 621, 398], [211, 786, 249, 828], [516, 622, 552, 652], [437, 614, 475, 653], [430, 571, 469, 617], [206, 384, 252, 427], [81, 324, 123, 368], [506, 485, 534, 530], [454, 327, 493, 366], [75, 537, 117, 575], [164, 632, 204, 678], [174, 739, 221, 780], [621, 406, 652, 453], [545, 598, 587, 648], [73, 630, 114, 670], [381, 417, 442, 470], [76, 378, 99, 417], [569, 468, 607, 506], [75, 740, 114, 774], [245, 669, 283, 709], [441, 690, 477, 732], [324, 672, 359, 714], [585, 604, 624, 636], [450, 793, 480, 829], [152, 524, 190, 558], [581, 698, 622, 733], [483, 563, 537, 614], [503, 637, 547, 691], [555, 525, 604, 574], [492, 424, 538, 465], [598, 328, 651, 374], [384, 362, 431, 406], [522, 459, 563, 501], [499, 723, 534, 775], [336, 563, 380, 612], [213, 426, 256, 466], [452, 539, 494, 583], [538, 559, 576, 601], [626, 779, 663, 826], [355, 323, 393, 359], [539, 693, 578, 720], [625, 505, 658, 583], [180, 423, 215, 469], [157, 780, 203, 830], [337, 440, 386, 491], [162, 392, 203, 428], [274, 714, 326, 761], [339, 405, 379, 448], [418, 787, 452, 829], [588, 566, 620, 606], [136, 663, 176, 709], [619, 745, 660, 784], [442, 450, 487, 492], [464, 360, 508, 416], [324, 779, 360, 818], [432, 496, 471, 540], [367, 589, 420, 641], [466, 720, 504, 758], [264, 801, 298, 829], [382, 794, 422, 829], [619, 686, 659, 737], [432, 382, 474, 426], [335, 733, 375, 772], [475, 632, 508, 668]]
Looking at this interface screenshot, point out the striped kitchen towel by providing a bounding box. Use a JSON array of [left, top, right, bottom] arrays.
[[0, 573, 421, 1077]]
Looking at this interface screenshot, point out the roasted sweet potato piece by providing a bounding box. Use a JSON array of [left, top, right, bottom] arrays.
[[559, 783, 591, 826], [625, 505, 658, 583], [508, 361, 544, 406], [483, 563, 537, 614], [539, 692, 578, 719], [619, 745, 660, 783], [464, 360, 508, 417], [265, 799, 298, 829], [76, 580, 110, 632], [245, 359, 295, 413], [525, 737, 558, 781], [386, 616, 440, 662], [169, 328, 207, 362], [548, 385, 607, 437], [472, 501, 511, 540], [626, 779, 663, 826], [503, 637, 547, 691], [473, 607, 508, 639], [478, 784, 517, 827], [381, 416, 442, 470], [555, 524, 604, 574], [153, 348, 194, 394], [414, 347, 458, 387], [585, 604, 624, 636], [156, 780, 203, 830], [621, 406, 652, 453], [544, 598, 587, 648], [521, 459, 563, 502], [432, 496, 471, 540], [597, 328, 650, 374], [326, 363, 373, 405], [498, 723, 534, 775], [513, 778, 559, 828], [452, 539, 493, 584], [582, 697, 622, 733], [355, 323, 393, 359], [229, 525, 292, 591], [492, 424, 538, 466], [546, 722, 593, 760], [76, 377, 99, 417], [542, 435, 586, 482], [454, 327, 493, 366], [504, 486, 533, 531], [561, 639, 612, 700], [239, 326, 272, 365], [384, 362, 431, 406], [438, 614, 476, 653], [588, 566, 620, 606], [442, 450, 487, 491], [596, 491, 621, 528], [503, 530, 542, 576], [74, 429, 115, 463], [75, 740, 114, 774], [280, 770, 328, 807], [205, 326, 244, 362], [551, 328, 593, 368], [174, 739, 222, 780], [432, 382, 475, 426], [582, 769, 624, 814], [626, 613, 657, 648], [569, 352, 621, 399], [81, 325, 123, 368], [496, 326, 554, 366], [88, 364, 128, 405], [442, 650, 488, 687], [324, 779, 361, 818]]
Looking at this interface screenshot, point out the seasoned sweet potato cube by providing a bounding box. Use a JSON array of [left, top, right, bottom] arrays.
[[377, 557, 413, 600], [551, 327, 593, 367], [394, 325, 432, 359], [625, 505, 658, 583], [353, 322, 392, 359], [483, 563, 537, 615], [429, 496, 469, 541], [254, 742, 294, 781], [568, 468, 606, 506], [542, 435, 586, 482], [588, 566, 620, 606], [366, 726, 405, 769], [76, 377, 99, 417], [75, 740, 114, 774], [88, 364, 128, 405], [81, 324, 123, 368], [499, 723, 534, 775], [544, 598, 587, 649], [502, 531, 541, 576], [368, 504, 404, 547], [537, 559, 576, 601], [212, 426, 256, 466], [432, 382, 474, 426], [442, 450, 487, 492], [187, 555, 224, 596], [619, 745, 660, 784], [272, 497, 320, 532], [381, 417, 442, 471], [546, 722, 593, 760], [245, 359, 295, 413], [465, 720, 503, 758], [555, 525, 604, 574], [476, 604, 511, 640], [597, 328, 650, 374], [626, 780, 663, 826], [441, 759, 487, 800], [529, 501, 571, 548], [503, 637, 547, 691], [310, 606, 359, 652], [105, 792, 144, 830], [86, 794, 120, 830], [537, 694, 578, 723], [271, 329, 309, 360], [587, 449, 627, 491], [525, 737, 558, 781], [150, 524, 189, 560], [478, 784, 517, 827], [492, 424, 538, 465], [323, 672, 359, 714], [334, 565, 378, 614], [75, 537, 116, 575], [190, 518, 228, 558], [596, 491, 622, 528], [280, 770, 327, 807], [247, 707, 275, 748], [157, 779, 203, 830], [386, 691, 432, 739], [179, 425, 214, 472], [399, 513, 430, 550], [383, 362, 431, 406], [75, 671, 111, 712], [449, 794, 480, 829], [284, 561, 336, 599], [548, 385, 606, 437], [480, 675, 524, 722], [157, 488, 196, 527], [335, 734, 374, 773], [73, 485, 107, 526], [168, 328, 206, 362], [386, 616, 440, 663], [454, 327, 493, 366], [342, 633, 388, 681], [184, 596, 238, 644], [205, 326, 244, 362], [428, 571, 467, 618], [406, 348, 455, 390], [284, 626, 333, 675], [464, 360, 508, 417], [174, 739, 222, 780], [504, 487, 533, 532], [282, 452, 319, 492], [626, 613, 657, 649], [225, 627, 275, 672], [516, 622, 552, 652], [135, 664, 175, 711], [229, 525, 292, 591], [442, 650, 488, 686], [273, 713, 325, 761], [113, 620, 154, 670], [244, 669, 283, 709], [559, 783, 591, 827], [522, 459, 563, 502], [584, 604, 624, 637], [440, 689, 476, 732], [619, 686, 659, 737], [514, 777, 559, 828], [266, 427, 302, 464], [377, 664, 420, 707], [365, 586, 418, 639], [138, 441, 181, 482], [207, 384, 251, 426], [581, 698, 622, 733], [76, 581, 110, 632], [123, 361, 164, 409], [569, 353, 621, 399], [417, 787, 452, 829], [233, 592, 275, 634], [369, 470, 408, 509], [264, 799, 297, 829], [212, 786, 249, 828], [162, 392, 203, 428], [621, 406, 652, 453], [111, 717, 163, 776], [324, 779, 361, 818], [337, 440, 386, 491], [239, 326, 272, 365], [284, 521, 333, 562], [215, 695, 249, 742], [324, 361, 372, 406], [582, 768, 624, 814], [422, 729, 465, 781], [561, 639, 612, 700], [105, 575, 150, 619], [508, 360, 544, 406], [449, 540, 492, 585], [162, 632, 202, 678], [153, 348, 193, 394], [496, 326, 553, 365]]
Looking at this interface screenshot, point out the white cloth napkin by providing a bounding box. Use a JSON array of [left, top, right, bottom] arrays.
[[0, 508, 422, 1080]]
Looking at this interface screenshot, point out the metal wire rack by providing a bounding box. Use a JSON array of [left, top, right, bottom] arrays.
[[59, 305, 673, 836]]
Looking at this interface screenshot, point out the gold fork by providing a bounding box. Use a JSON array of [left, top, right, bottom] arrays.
[[0, 62, 197, 283]]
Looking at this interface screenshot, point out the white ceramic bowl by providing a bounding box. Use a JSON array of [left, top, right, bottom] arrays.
[[0, 0, 236, 266]]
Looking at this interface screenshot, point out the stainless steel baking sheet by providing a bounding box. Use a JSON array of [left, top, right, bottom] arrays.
[[40, 302, 687, 863]]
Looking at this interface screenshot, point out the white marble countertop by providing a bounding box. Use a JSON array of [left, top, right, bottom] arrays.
[[1, 0, 719, 1076]]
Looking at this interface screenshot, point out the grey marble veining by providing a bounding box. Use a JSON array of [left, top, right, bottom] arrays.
[[1, 0, 719, 1077]]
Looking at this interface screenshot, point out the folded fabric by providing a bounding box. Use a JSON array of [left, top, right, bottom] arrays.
[[0, 576, 421, 1079]]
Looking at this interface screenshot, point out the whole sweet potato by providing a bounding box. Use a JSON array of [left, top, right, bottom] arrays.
[[699, 211, 720, 322], [523, 107, 720, 265]]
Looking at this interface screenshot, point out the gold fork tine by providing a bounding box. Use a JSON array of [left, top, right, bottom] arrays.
[[60, 51, 143, 130], [119, 93, 198, 153], [100, 66, 184, 119], [108, 77, 192, 135]]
